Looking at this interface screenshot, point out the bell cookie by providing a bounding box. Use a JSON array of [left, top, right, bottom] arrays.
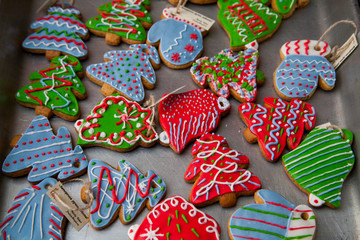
[[269, 0, 310, 19]]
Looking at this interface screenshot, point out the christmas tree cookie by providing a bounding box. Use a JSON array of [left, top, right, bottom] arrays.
[[86, 44, 160, 103], [185, 133, 261, 207], [268, 0, 310, 19], [217, 0, 281, 51], [82, 159, 166, 229], [2, 116, 88, 183], [0, 178, 66, 240], [283, 126, 355, 208], [15, 55, 86, 121], [158, 89, 230, 153], [128, 196, 221, 240], [75, 94, 158, 152], [147, 18, 203, 69], [23, 4, 89, 60], [238, 97, 316, 162], [274, 39, 336, 101], [191, 41, 264, 102], [86, 0, 153, 45], [228, 189, 316, 240]]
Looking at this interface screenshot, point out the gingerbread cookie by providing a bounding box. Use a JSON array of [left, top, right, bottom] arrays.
[[274, 40, 336, 101], [283, 126, 355, 208], [228, 189, 316, 240], [2, 115, 88, 183], [269, 0, 310, 19], [86, 44, 160, 102], [191, 41, 264, 102], [161, 7, 206, 35], [238, 97, 316, 162], [22, 4, 89, 60], [0, 178, 66, 240], [15, 55, 86, 121], [86, 0, 152, 45], [185, 133, 261, 207], [83, 159, 166, 229], [75, 94, 158, 152], [217, 0, 281, 51], [147, 18, 203, 69], [128, 195, 221, 240], [158, 89, 230, 153]]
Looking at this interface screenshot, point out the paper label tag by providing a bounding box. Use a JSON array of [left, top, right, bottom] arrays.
[[169, 6, 215, 31], [332, 33, 358, 70], [316, 122, 331, 129], [47, 182, 88, 231]]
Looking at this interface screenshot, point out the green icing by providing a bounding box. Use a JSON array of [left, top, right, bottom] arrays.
[[76, 93, 158, 150], [218, 0, 281, 48], [15, 55, 85, 118], [273, 0, 296, 15], [86, 0, 152, 42], [283, 128, 355, 208]]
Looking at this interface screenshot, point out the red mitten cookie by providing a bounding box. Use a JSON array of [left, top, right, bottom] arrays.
[[128, 195, 221, 240], [185, 133, 261, 207], [238, 97, 316, 162], [158, 89, 230, 153]]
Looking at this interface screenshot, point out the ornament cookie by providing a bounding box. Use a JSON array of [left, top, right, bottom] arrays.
[[15, 55, 86, 121], [0, 178, 66, 240], [158, 89, 230, 153], [283, 126, 355, 208], [269, 0, 310, 19], [274, 40, 336, 101], [86, 44, 160, 102], [75, 94, 158, 152], [22, 4, 89, 60], [228, 189, 316, 240], [191, 41, 264, 102], [185, 133, 261, 208], [83, 159, 166, 229], [147, 18, 203, 69], [161, 7, 206, 35], [86, 0, 153, 45], [217, 0, 281, 51], [2, 116, 88, 183], [128, 195, 221, 240], [238, 97, 316, 162]]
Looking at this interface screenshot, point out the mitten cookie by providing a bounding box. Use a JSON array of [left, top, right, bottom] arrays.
[[217, 0, 281, 51], [2, 116, 88, 183], [147, 18, 203, 69], [185, 133, 261, 207], [86, 0, 152, 45], [82, 159, 166, 229], [274, 40, 335, 101], [15, 55, 86, 121], [22, 4, 89, 60], [283, 127, 355, 208], [228, 189, 316, 240], [161, 7, 207, 35], [269, 0, 310, 19], [0, 178, 66, 240], [191, 41, 264, 102], [158, 89, 230, 153], [238, 97, 316, 162], [128, 195, 221, 240], [86, 44, 160, 103], [75, 94, 158, 152]]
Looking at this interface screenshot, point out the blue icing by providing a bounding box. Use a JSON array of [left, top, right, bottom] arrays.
[[48, 3, 81, 16], [86, 44, 159, 102], [87, 159, 166, 228], [275, 54, 336, 98], [147, 19, 203, 66], [2, 116, 88, 183], [0, 178, 65, 240]]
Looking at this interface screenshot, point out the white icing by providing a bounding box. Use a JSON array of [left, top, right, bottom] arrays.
[[281, 40, 332, 57], [308, 193, 325, 207], [217, 97, 230, 111], [159, 131, 169, 144], [128, 224, 140, 240], [245, 40, 258, 50], [286, 204, 316, 239]]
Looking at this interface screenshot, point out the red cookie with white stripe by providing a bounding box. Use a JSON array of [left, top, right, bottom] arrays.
[[158, 89, 230, 153], [128, 195, 221, 240]]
